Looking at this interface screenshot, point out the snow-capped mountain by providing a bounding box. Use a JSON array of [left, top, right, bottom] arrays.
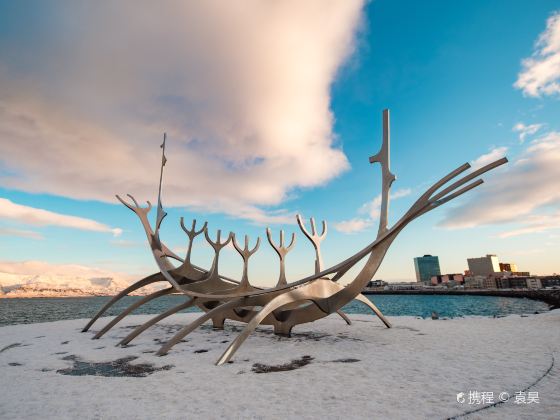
[[0, 272, 161, 298]]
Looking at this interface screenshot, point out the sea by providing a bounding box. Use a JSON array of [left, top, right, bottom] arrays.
[[0, 294, 550, 327]]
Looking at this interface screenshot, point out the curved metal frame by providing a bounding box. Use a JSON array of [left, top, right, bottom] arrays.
[[84, 109, 507, 365]]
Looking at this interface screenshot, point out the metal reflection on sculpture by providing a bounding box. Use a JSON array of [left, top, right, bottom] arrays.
[[84, 109, 508, 365]]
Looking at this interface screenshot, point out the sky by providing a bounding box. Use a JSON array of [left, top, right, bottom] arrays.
[[0, 0, 559, 285]]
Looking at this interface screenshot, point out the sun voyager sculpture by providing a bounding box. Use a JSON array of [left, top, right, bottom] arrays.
[[84, 109, 507, 365]]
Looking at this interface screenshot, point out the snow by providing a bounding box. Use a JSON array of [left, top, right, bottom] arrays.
[[0, 261, 160, 298], [0, 273, 161, 298], [1, 311, 559, 419]]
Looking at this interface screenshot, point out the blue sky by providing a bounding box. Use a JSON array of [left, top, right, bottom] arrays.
[[1, 0, 559, 284]]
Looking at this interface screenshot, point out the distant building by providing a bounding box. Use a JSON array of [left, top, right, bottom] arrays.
[[483, 277, 497, 289], [495, 277, 533, 289], [451, 274, 464, 284], [384, 282, 425, 291], [499, 262, 518, 272], [494, 271, 531, 278], [431, 274, 464, 286], [366, 280, 387, 288], [509, 278, 530, 289], [414, 255, 441, 283], [467, 254, 500, 276], [464, 276, 485, 289], [515, 272, 531, 277], [541, 276, 560, 288], [495, 277, 510, 289], [526, 278, 542, 289]]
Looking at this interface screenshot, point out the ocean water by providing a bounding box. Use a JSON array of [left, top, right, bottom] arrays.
[[0, 294, 550, 327]]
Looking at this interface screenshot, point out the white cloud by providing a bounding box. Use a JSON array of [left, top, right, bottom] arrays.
[[0, 1, 365, 223], [0, 260, 125, 278], [440, 131, 560, 231], [498, 211, 560, 238], [391, 188, 413, 200], [358, 196, 383, 219], [0, 197, 122, 236], [470, 147, 508, 170], [512, 123, 543, 143], [515, 11, 560, 97], [0, 227, 44, 240], [333, 218, 374, 234], [335, 188, 411, 234]]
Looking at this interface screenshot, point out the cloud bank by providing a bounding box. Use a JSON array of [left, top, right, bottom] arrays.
[[0, 1, 365, 223], [0, 227, 44, 240], [440, 132, 560, 237], [498, 211, 560, 238], [515, 11, 560, 97], [0, 198, 121, 236], [0, 260, 125, 279]]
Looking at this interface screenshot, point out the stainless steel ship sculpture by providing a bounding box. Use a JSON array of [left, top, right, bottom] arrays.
[[84, 109, 507, 365]]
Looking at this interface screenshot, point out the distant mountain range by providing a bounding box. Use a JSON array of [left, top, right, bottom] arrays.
[[0, 273, 161, 298]]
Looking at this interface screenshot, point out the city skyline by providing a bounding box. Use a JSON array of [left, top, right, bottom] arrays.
[[412, 252, 536, 280], [1, 1, 560, 285]]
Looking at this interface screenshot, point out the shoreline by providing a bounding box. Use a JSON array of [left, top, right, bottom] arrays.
[[3, 289, 559, 309], [363, 288, 560, 309]]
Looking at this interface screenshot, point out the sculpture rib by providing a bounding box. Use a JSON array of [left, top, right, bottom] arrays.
[[216, 292, 309, 365], [82, 272, 163, 332], [119, 297, 195, 346], [93, 287, 174, 339], [156, 298, 246, 356], [335, 310, 352, 325], [353, 294, 391, 328]]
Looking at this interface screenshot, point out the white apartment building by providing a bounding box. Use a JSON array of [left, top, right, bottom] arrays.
[[467, 254, 500, 276], [526, 278, 542, 289]]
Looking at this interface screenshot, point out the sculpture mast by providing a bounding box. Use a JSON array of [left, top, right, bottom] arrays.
[[155, 133, 168, 234], [369, 109, 396, 238]]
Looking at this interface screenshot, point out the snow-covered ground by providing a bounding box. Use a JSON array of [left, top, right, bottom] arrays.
[[1, 311, 558, 419]]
